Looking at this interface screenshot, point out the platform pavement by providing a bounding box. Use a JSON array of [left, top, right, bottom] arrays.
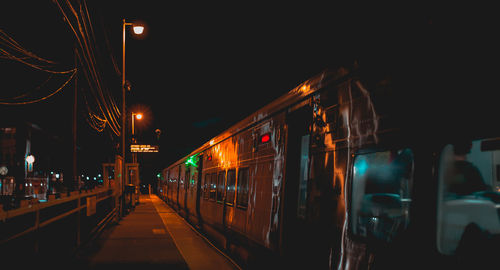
[[74, 194, 240, 270]]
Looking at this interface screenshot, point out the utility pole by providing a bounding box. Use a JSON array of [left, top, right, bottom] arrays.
[[72, 46, 78, 191]]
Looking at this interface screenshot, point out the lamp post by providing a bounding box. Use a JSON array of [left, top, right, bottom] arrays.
[[26, 155, 35, 172], [121, 19, 144, 216]]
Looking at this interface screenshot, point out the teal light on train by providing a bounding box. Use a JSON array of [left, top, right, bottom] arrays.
[[354, 158, 369, 176]]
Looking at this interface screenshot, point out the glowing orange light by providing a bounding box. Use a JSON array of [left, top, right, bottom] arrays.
[[133, 25, 144, 35], [135, 113, 143, 120]]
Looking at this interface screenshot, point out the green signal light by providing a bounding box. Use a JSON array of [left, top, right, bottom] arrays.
[[185, 155, 198, 167]]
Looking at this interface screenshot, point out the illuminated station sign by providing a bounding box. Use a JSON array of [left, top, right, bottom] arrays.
[[130, 144, 159, 153]]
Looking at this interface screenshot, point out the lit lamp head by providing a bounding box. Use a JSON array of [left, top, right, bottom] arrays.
[[133, 25, 145, 35], [135, 113, 143, 120], [26, 155, 35, 164], [26, 154, 35, 172]]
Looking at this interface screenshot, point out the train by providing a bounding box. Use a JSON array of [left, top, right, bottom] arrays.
[[156, 60, 500, 269]]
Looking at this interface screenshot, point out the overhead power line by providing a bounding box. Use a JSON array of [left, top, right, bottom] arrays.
[[0, 69, 77, 105], [0, 28, 77, 105], [54, 0, 122, 136], [0, 29, 57, 65]]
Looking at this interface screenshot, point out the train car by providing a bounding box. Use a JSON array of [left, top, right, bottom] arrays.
[[159, 61, 500, 269]]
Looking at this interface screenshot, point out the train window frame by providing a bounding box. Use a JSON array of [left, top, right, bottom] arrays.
[[179, 175, 184, 190], [297, 134, 310, 219], [349, 148, 414, 243], [216, 171, 226, 203], [236, 167, 249, 209], [226, 169, 236, 206], [436, 138, 500, 255], [209, 173, 216, 201], [203, 173, 210, 200], [185, 168, 190, 190]]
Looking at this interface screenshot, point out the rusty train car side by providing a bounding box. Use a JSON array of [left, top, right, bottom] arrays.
[[158, 69, 346, 268], [157, 64, 500, 269]]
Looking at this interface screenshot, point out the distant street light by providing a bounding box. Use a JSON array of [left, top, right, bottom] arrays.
[[121, 19, 144, 217], [131, 112, 143, 164], [26, 155, 35, 164], [131, 112, 143, 140], [26, 154, 35, 173]]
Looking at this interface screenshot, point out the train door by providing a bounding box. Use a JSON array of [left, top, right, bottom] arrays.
[[184, 166, 190, 215], [195, 154, 203, 223], [223, 168, 236, 247], [164, 170, 172, 203], [281, 105, 312, 261], [176, 165, 181, 210], [180, 164, 188, 217]]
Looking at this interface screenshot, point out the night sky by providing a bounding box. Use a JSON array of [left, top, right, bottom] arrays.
[[1, 2, 497, 184]]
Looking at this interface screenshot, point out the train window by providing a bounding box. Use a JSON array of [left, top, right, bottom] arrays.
[[217, 171, 226, 203], [297, 135, 310, 219], [226, 169, 236, 206], [350, 148, 414, 243], [209, 173, 216, 201], [203, 174, 209, 200], [237, 168, 249, 208], [437, 138, 500, 255], [185, 169, 190, 189], [319, 87, 338, 108], [179, 176, 184, 190]]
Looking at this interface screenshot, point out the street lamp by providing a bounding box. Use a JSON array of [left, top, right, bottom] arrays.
[[26, 154, 35, 173], [121, 19, 144, 217], [26, 155, 35, 164], [131, 112, 143, 164], [131, 112, 142, 163], [131, 112, 142, 135], [133, 25, 145, 35], [131, 113, 143, 142]]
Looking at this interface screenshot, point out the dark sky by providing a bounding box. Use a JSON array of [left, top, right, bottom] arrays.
[[2, 1, 497, 181]]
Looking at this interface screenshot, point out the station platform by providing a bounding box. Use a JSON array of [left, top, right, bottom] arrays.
[[74, 194, 241, 270]]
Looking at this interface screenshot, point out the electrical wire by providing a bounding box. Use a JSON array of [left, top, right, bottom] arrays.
[[79, 1, 121, 124], [1, 1, 121, 139], [77, 0, 121, 135], [1, 48, 75, 74], [0, 28, 75, 74], [75, 48, 120, 136], [0, 28, 77, 105], [54, 0, 122, 137], [0, 69, 77, 105], [0, 29, 57, 65], [0, 74, 54, 101], [99, 14, 122, 77], [81, 85, 107, 133]]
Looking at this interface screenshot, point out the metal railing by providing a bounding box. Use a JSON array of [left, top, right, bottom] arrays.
[[0, 186, 118, 262]]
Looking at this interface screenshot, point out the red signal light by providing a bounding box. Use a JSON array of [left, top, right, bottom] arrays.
[[261, 133, 271, 143]]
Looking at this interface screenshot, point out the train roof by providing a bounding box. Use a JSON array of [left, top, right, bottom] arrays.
[[165, 56, 500, 170], [165, 68, 349, 168]]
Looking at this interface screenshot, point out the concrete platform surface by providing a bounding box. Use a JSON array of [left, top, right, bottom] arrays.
[[74, 194, 240, 270]]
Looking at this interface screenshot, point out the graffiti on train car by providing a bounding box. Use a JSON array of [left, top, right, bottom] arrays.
[[157, 67, 500, 270]]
